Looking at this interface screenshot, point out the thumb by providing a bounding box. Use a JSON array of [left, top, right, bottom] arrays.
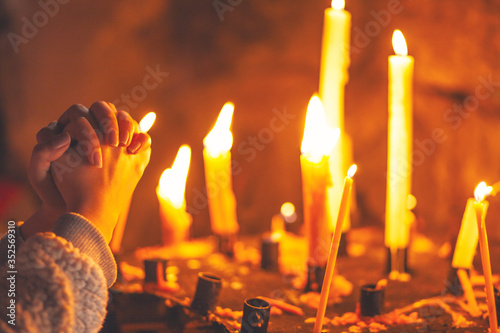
[[29, 132, 71, 209]]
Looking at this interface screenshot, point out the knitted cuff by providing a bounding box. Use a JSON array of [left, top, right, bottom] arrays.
[[53, 213, 117, 287]]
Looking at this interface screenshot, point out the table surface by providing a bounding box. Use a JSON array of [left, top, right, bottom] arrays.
[[106, 229, 499, 333]]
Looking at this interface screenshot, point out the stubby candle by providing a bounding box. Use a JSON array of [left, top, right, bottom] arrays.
[[385, 30, 414, 273], [203, 103, 239, 238], [474, 182, 498, 333], [156, 145, 192, 246], [452, 198, 480, 270], [314, 165, 357, 333], [301, 95, 339, 282], [319, 0, 353, 234]]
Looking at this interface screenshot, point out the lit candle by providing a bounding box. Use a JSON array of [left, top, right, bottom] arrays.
[[474, 182, 499, 333], [203, 102, 239, 238], [156, 145, 192, 246], [314, 164, 357, 333], [110, 112, 156, 253], [301, 95, 340, 280], [385, 30, 413, 273], [319, 0, 353, 234]]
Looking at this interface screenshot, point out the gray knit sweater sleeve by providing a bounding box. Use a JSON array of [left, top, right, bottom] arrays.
[[0, 213, 117, 332]]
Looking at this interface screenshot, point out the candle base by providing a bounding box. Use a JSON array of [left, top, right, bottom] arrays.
[[385, 247, 410, 275], [443, 267, 467, 296], [359, 283, 386, 317], [495, 288, 500, 327], [338, 232, 348, 257], [305, 264, 327, 292], [261, 238, 279, 272], [217, 234, 236, 258]]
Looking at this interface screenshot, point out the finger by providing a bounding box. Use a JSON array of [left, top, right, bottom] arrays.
[[89, 101, 119, 147], [28, 133, 71, 210], [117, 110, 136, 147], [63, 117, 103, 168], [127, 132, 151, 154], [36, 121, 59, 143], [58, 104, 93, 127]]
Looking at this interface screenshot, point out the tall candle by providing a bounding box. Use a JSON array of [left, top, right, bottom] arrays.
[[319, 0, 352, 233], [301, 95, 339, 269], [451, 198, 480, 270], [314, 164, 357, 333], [157, 145, 192, 246], [385, 30, 413, 257], [203, 102, 239, 236], [474, 182, 499, 333]]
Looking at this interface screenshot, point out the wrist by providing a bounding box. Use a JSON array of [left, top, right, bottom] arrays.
[[66, 206, 117, 244], [21, 205, 62, 239]]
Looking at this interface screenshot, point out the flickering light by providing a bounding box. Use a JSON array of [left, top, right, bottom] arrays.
[[139, 112, 156, 132], [301, 95, 340, 163], [392, 30, 408, 56], [203, 102, 234, 158], [474, 181, 489, 202], [331, 0, 345, 10], [158, 145, 191, 208]]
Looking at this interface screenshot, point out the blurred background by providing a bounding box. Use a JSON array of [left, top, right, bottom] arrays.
[[0, 0, 500, 252]]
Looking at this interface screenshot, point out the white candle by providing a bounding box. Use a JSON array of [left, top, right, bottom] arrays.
[[385, 30, 413, 259], [319, 0, 353, 234]]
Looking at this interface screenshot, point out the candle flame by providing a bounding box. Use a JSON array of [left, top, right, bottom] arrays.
[[392, 30, 408, 56], [331, 0, 345, 10], [271, 214, 285, 241], [203, 102, 234, 157], [158, 145, 191, 208], [474, 181, 489, 202], [347, 164, 357, 178], [301, 95, 340, 163], [139, 112, 156, 133]]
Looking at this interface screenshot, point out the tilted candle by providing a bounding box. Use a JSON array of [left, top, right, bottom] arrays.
[[203, 102, 239, 237], [451, 198, 480, 270], [157, 145, 192, 246], [473, 182, 499, 333], [313, 164, 357, 333], [385, 30, 413, 271], [319, 0, 353, 233]]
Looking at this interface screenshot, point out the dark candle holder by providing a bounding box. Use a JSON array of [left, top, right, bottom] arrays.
[[190, 272, 223, 315], [144, 258, 168, 284], [217, 234, 236, 258], [305, 264, 326, 292], [261, 236, 279, 271], [359, 283, 385, 317], [240, 298, 271, 333]]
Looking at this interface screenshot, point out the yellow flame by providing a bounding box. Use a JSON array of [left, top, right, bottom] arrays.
[[347, 164, 357, 178], [139, 112, 156, 133], [331, 0, 345, 10], [203, 102, 234, 157], [301, 95, 340, 163], [474, 181, 489, 202], [392, 30, 408, 56], [158, 145, 191, 208]]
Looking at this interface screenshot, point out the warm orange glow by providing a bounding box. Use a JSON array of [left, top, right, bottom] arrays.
[[157, 145, 191, 208], [203, 102, 234, 158], [347, 164, 357, 178], [301, 95, 340, 163], [139, 112, 156, 133], [280, 202, 297, 223], [475, 181, 489, 202], [331, 0, 345, 10], [392, 30, 408, 56]]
